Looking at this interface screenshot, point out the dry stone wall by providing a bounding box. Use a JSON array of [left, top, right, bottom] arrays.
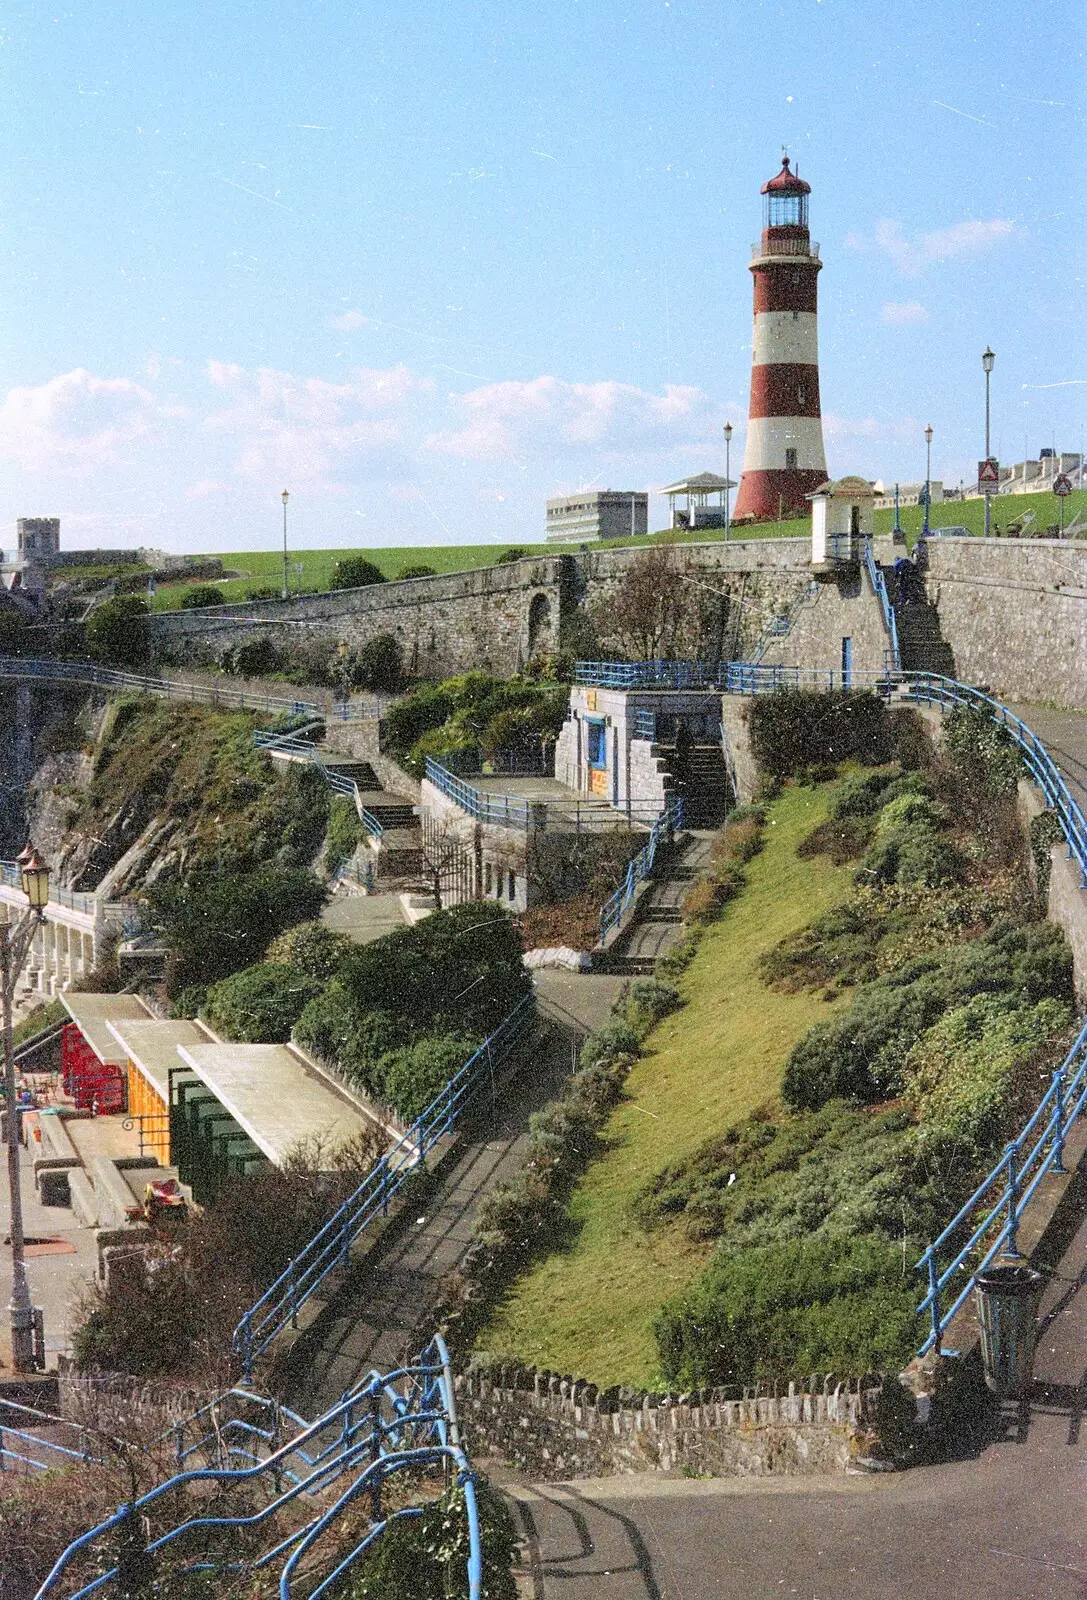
[[454, 1365, 879, 1480]]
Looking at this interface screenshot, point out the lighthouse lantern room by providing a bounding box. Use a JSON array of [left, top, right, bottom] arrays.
[[732, 155, 828, 524]]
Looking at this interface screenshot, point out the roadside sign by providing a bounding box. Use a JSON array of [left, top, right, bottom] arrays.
[[978, 458, 1000, 486], [1054, 475, 1073, 497]]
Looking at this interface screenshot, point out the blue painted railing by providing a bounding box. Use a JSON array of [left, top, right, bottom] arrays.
[[254, 731, 386, 838], [575, 660, 903, 695], [630, 708, 723, 743], [0, 656, 375, 720], [424, 757, 532, 829], [900, 674, 1087, 1351], [751, 580, 820, 664], [862, 540, 901, 671], [599, 797, 684, 943], [33, 1335, 484, 1600], [234, 994, 536, 1378]]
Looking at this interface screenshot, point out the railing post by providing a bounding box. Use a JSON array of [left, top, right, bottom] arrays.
[[1051, 1067, 1068, 1174], [240, 1314, 253, 1384], [1005, 1141, 1023, 1259], [926, 1247, 942, 1357], [289, 1262, 299, 1329]]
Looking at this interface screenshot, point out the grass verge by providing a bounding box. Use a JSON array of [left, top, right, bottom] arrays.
[[477, 781, 857, 1386]]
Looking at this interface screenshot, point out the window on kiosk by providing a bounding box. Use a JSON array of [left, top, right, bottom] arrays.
[[586, 718, 606, 769]]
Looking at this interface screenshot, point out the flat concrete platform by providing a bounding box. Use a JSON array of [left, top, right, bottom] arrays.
[[176, 1041, 380, 1165], [105, 1018, 211, 1100], [321, 891, 409, 946]]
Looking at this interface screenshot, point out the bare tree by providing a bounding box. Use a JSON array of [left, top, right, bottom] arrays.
[[591, 546, 720, 660], [418, 812, 476, 910]]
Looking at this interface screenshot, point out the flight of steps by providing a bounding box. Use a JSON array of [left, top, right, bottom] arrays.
[[599, 831, 711, 976], [656, 743, 730, 828], [893, 568, 956, 676]]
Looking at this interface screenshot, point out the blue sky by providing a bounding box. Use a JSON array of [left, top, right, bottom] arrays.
[[0, 0, 1082, 553]]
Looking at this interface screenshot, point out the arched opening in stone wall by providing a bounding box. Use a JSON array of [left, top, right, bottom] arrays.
[[527, 592, 552, 657]]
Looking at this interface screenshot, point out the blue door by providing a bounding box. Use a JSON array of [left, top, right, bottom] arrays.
[[841, 637, 853, 688]]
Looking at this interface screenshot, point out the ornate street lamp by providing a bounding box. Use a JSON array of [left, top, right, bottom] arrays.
[[281, 489, 290, 601], [4, 844, 50, 1372], [982, 348, 996, 539], [923, 426, 934, 537]]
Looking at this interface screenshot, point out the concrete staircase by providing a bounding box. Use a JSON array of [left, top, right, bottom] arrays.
[[893, 571, 956, 676], [656, 744, 730, 828], [600, 831, 713, 976]]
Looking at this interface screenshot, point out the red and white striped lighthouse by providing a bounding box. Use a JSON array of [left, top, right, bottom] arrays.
[[733, 155, 828, 523]]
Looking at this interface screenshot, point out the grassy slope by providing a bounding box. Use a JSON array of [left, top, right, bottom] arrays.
[[146, 486, 1087, 611], [479, 782, 857, 1387]]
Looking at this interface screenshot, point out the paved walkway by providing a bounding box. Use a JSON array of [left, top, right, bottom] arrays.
[[0, 1134, 98, 1373], [1009, 705, 1087, 814]]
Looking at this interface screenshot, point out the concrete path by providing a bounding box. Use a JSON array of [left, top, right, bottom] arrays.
[[320, 888, 409, 945], [289, 1011, 584, 1417], [0, 1135, 98, 1373], [1009, 705, 1087, 813]]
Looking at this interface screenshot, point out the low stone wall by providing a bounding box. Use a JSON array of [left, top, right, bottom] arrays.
[[454, 1366, 878, 1480]]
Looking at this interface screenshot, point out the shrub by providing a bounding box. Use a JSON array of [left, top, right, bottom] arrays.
[[204, 962, 323, 1042], [681, 869, 743, 925], [246, 584, 281, 601], [384, 686, 456, 754], [903, 993, 1072, 1153], [332, 556, 387, 590], [266, 920, 352, 980], [624, 978, 682, 1030], [942, 707, 1023, 799], [324, 793, 362, 872], [342, 633, 404, 691], [397, 563, 438, 580], [747, 690, 892, 779], [1030, 810, 1065, 900], [796, 815, 873, 864], [373, 1034, 482, 1121], [151, 867, 328, 992], [180, 584, 226, 609], [342, 1479, 518, 1600], [496, 547, 528, 564], [294, 980, 358, 1062], [221, 637, 283, 677], [84, 596, 151, 667], [654, 1234, 920, 1388]]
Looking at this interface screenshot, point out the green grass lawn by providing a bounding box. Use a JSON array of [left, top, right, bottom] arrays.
[[145, 484, 1087, 610], [477, 781, 858, 1387]]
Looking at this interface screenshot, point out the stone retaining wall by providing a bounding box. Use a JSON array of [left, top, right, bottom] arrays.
[[454, 1365, 878, 1480]]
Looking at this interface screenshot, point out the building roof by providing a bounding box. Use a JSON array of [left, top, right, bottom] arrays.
[[105, 1018, 211, 1100], [60, 992, 153, 1067], [808, 476, 877, 499], [658, 473, 735, 495], [761, 155, 811, 196], [175, 1041, 378, 1167]]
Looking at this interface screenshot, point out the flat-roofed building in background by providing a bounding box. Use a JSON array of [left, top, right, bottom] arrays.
[[545, 489, 648, 543]]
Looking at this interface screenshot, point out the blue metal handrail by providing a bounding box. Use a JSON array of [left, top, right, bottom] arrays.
[[0, 657, 374, 720], [33, 1335, 483, 1600], [424, 758, 532, 829], [599, 797, 684, 943], [902, 674, 1087, 1352], [234, 994, 536, 1378], [575, 659, 728, 690], [862, 540, 901, 671], [751, 581, 820, 665], [253, 731, 386, 838]]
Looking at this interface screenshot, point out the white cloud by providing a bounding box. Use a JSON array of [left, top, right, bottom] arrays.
[[203, 361, 435, 487], [185, 478, 230, 500], [425, 376, 715, 461], [850, 217, 1017, 278], [0, 368, 164, 474], [329, 310, 369, 331], [882, 300, 930, 326]]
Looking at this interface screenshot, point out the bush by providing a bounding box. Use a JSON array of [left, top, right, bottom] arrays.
[[654, 1234, 920, 1388], [266, 920, 352, 980], [1030, 810, 1065, 900], [747, 690, 892, 779], [397, 563, 438, 580], [324, 793, 362, 872], [180, 584, 226, 609], [341, 633, 404, 691], [204, 962, 323, 1041], [332, 556, 387, 590], [942, 707, 1023, 799], [84, 596, 151, 667], [342, 1479, 518, 1600], [372, 1034, 481, 1121], [796, 815, 873, 863], [496, 547, 528, 564], [221, 637, 283, 677], [151, 867, 328, 992]]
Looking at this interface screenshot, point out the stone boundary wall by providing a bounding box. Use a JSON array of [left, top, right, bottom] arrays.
[[454, 1366, 879, 1480], [921, 537, 1087, 707]]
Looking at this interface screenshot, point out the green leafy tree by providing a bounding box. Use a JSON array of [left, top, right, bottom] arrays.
[[204, 962, 323, 1042], [84, 596, 151, 668], [332, 556, 387, 591], [341, 633, 404, 691], [266, 920, 352, 980]]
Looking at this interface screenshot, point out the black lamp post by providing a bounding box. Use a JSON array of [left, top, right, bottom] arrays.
[[4, 845, 50, 1372], [723, 423, 733, 541], [281, 490, 290, 601], [982, 348, 995, 539]]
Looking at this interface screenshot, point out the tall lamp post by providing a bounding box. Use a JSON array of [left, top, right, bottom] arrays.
[[723, 423, 733, 541], [4, 845, 50, 1373], [923, 426, 933, 538], [982, 347, 995, 539], [281, 489, 290, 601]]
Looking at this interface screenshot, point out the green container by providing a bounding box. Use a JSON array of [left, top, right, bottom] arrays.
[[975, 1264, 1044, 1398]]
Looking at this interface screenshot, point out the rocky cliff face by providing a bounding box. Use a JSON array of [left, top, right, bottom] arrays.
[[0, 684, 100, 862]]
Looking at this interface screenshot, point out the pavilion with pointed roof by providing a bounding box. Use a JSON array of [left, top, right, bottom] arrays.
[[659, 472, 736, 531]]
